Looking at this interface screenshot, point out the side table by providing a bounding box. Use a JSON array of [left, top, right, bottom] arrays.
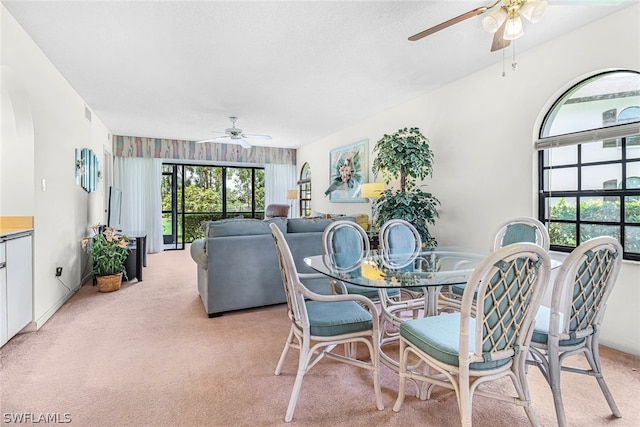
[[125, 231, 147, 281]]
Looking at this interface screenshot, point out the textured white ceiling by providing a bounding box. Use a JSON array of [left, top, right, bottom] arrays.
[[2, 1, 636, 148]]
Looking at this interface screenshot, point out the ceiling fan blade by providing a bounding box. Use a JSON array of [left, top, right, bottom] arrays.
[[408, 4, 494, 41], [196, 136, 229, 144], [237, 139, 252, 149], [490, 18, 511, 52], [242, 133, 272, 140]]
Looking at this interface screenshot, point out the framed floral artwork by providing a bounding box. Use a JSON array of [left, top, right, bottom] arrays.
[[325, 139, 368, 203]]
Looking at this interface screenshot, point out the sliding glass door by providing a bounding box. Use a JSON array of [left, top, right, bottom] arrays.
[[162, 164, 184, 250], [162, 163, 265, 250]]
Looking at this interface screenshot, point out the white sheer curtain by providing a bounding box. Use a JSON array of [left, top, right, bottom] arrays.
[[265, 164, 297, 217], [113, 157, 164, 253]]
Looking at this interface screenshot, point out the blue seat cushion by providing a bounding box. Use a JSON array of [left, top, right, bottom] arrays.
[[305, 300, 373, 336], [532, 306, 585, 347], [400, 313, 511, 371], [336, 283, 400, 300], [451, 283, 465, 297]]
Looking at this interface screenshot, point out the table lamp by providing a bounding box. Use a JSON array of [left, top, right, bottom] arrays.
[[360, 182, 385, 230], [286, 189, 298, 217]]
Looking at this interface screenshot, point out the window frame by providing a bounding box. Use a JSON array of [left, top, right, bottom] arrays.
[[298, 162, 311, 217], [536, 70, 640, 261]]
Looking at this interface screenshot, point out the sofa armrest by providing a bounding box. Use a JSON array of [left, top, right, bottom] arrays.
[[190, 239, 208, 269]]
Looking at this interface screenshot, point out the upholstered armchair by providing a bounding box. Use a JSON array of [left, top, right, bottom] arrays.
[[265, 203, 290, 218]]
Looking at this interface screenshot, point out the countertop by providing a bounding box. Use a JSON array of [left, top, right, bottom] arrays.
[[0, 216, 34, 239], [0, 227, 33, 239]]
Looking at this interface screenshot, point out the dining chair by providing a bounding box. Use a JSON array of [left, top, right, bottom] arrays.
[[269, 223, 384, 422], [442, 216, 550, 310], [491, 216, 550, 252], [322, 220, 387, 300], [527, 236, 623, 427], [377, 219, 426, 349], [393, 243, 551, 427]]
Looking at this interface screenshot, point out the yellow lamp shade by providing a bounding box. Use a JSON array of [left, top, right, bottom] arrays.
[[361, 260, 385, 280], [286, 190, 298, 200], [361, 182, 385, 199]]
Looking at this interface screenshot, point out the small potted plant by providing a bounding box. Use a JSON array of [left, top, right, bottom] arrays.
[[82, 226, 130, 292]]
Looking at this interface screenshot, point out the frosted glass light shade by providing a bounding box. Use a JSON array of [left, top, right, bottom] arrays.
[[482, 7, 508, 33], [521, 0, 548, 23], [361, 182, 385, 198], [504, 15, 524, 40]]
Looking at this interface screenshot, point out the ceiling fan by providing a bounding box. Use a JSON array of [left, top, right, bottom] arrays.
[[196, 116, 272, 149], [408, 0, 621, 52]]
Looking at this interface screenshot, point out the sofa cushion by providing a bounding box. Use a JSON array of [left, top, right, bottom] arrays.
[[203, 217, 287, 237], [287, 216, 355, 233]]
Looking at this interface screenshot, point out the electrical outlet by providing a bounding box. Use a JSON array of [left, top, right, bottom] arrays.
[[55, 267, 63, 277]]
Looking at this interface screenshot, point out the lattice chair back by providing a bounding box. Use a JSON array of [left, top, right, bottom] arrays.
[[271, 223, 309, 331], [379, 219, 422, 269], [551, 236, 622, 342], [461, 243, 551, 366], [528, 236, 623, 427], [393, 243, 551, 426], [491, 217, 550, 252]]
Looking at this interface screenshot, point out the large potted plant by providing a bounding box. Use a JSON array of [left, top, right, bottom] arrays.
[[82, 226, 130, 292], [372, 126, 440, 247]]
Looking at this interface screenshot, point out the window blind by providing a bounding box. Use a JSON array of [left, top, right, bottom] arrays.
[[535, 122, 640, 150]]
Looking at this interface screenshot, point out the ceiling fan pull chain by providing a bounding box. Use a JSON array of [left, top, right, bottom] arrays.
[[502, 47, 506, 77], [511, 40, 518, 71]]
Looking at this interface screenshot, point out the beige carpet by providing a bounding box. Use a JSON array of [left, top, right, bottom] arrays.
[[1, 246, 639, 427]]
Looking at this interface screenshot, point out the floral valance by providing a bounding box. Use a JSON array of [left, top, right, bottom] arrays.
[[113, 135, 296, 165]]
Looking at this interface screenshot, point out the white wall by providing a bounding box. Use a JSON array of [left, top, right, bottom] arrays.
[[298, 5, 640, 355], [1, 5, 111, 328], [1, 66, 34, 214]]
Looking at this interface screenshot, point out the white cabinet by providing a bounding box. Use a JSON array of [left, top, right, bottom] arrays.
[[0, 231, 33, 347], [0, 242, 7, 345]]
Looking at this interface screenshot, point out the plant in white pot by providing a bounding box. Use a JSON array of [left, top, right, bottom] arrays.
[[82, 226, 130, 292], [372, 126, 440, 247]]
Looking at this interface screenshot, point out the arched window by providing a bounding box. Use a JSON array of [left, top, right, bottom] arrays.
[[536, 70, 640, 260], [298, 162, 312, 217]]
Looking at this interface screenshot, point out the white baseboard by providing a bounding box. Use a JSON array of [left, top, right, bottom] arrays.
[[34, 278, 87, 330]]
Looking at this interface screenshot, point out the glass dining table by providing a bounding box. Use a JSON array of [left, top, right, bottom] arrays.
[[304, 246, 489, 318], [304, 247, 561, 371]]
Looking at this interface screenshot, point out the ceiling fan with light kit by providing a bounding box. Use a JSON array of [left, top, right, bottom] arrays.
[[196, 116, 272, 148], [408, 0, 624, 52]]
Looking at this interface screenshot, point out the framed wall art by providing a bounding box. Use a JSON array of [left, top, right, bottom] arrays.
[[325, 139, 368, 203], [76, 148, 99, 193]]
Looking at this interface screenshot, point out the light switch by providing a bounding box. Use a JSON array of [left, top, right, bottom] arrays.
[[41, 178, 46, 192]]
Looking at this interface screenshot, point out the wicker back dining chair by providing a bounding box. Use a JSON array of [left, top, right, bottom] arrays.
[[443, 217, 550, 311], [528, 236, 623, 427], [321, 220, 384, 300], [491, 216, 550, 252], [393, 243, 551, 427], [270, 223, 384, 422], [377, 219, 426, 348], [379, 219, 422, 268]]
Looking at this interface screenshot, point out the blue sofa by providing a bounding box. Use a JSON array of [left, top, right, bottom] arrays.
[[190, 216, 354, 317]]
